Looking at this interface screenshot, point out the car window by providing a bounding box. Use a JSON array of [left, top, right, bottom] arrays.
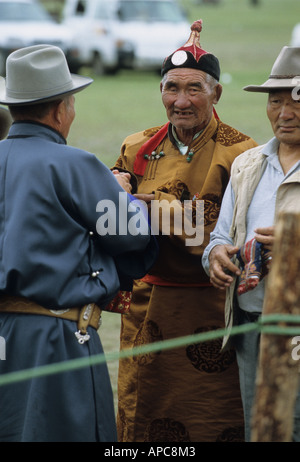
[[71, 0, 111, 19], [118, 0, 186, 22], [75, 0, 86, 14], [94, 2, 111, 19], [0, 2, 53, 21]]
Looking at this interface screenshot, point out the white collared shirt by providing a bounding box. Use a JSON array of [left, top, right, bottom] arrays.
[[202, 137, 300, 313], [171, 125, 202, 155]]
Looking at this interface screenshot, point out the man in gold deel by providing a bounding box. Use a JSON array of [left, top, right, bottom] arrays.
[[114, 20, 257, 442]]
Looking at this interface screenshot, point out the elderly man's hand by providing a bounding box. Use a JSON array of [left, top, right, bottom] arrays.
[[254, 226, 275, 270], [208, 244, 241, 290], [134, 193, 155, 211], [112, 169, 132, 194], [254, 226, 275, 251], [134, 193, 155, 203]]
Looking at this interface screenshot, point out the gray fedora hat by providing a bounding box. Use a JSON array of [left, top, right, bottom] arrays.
[[0, 44, 93, 106], [244, 46, 300, 92], [0, 106, 12, 139]]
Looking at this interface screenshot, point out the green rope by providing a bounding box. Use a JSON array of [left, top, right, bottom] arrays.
[[0, 313, 299, 387], [260, 313, 300, 324], [0, 322, 257, 387], [258, 314, 300, 335]]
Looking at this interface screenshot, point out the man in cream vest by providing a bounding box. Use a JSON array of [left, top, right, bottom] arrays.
[[202, 46, 300, 442]]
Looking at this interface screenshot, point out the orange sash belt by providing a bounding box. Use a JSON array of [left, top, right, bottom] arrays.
[[141, 274, 212, 287]]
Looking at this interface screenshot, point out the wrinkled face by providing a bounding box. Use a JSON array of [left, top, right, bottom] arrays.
[[160, 68, 222, 134], [267, 90, 300, 146]]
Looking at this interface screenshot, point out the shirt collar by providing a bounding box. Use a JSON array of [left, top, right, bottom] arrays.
[[262, 136, 300, 177], [261, 137, 279, 158], [170, 125, 203, 155], [261, 137, 282, 172], [7, 121, 67, 145]]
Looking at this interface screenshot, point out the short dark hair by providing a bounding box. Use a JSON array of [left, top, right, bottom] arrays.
[[9, 99, 62, 120]]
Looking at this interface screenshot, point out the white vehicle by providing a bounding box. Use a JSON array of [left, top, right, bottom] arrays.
[[62, 0, 132, 75], [291, 23, 300, 46], [62, 0, 191, 75], [0, 0, 80, 75], [112, 0, 191, 72]]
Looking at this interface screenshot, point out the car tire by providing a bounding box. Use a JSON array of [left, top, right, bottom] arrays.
[[0, 50, 6, 76], [92, 52, 105, 76]]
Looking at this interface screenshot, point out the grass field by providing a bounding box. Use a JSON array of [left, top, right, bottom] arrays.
[[68, 0, 299, 164], [59, 0, 300, 411]]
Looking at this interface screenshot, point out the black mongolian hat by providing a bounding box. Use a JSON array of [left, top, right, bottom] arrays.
[[161, 19, 220, 81]]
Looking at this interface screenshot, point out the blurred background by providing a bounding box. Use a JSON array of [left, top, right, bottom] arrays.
[[1, 0, 299, 408], [1, 0, 299, 162]]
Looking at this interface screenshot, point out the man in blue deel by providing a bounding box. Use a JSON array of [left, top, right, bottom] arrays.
[[0, 44, 157, 442]]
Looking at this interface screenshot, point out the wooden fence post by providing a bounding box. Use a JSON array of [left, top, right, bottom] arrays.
[[251, 212, 300, 442]]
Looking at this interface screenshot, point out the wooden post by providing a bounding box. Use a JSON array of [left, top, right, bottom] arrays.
[[251, 212, 300, 442]]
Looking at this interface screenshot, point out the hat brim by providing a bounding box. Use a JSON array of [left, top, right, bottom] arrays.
[[0, 74, 93, 106], [244, 77, 297, 92]]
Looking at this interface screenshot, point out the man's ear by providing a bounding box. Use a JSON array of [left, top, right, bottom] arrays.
[[214, 84, 223, 105], [53, 100, 65, 125]]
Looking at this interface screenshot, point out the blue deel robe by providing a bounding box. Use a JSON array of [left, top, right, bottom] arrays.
[[0, 121, 158, 442]]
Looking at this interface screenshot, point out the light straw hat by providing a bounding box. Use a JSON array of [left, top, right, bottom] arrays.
[[0, 44, 93, 106], [244, 46, 300, 93]]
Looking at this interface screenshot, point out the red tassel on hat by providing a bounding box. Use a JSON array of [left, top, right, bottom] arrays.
[[181, 19, 207, 61]]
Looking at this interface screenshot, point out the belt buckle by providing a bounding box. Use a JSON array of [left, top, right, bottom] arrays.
[[75, 330, 91, 344], [74, 303, 94, 344]]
